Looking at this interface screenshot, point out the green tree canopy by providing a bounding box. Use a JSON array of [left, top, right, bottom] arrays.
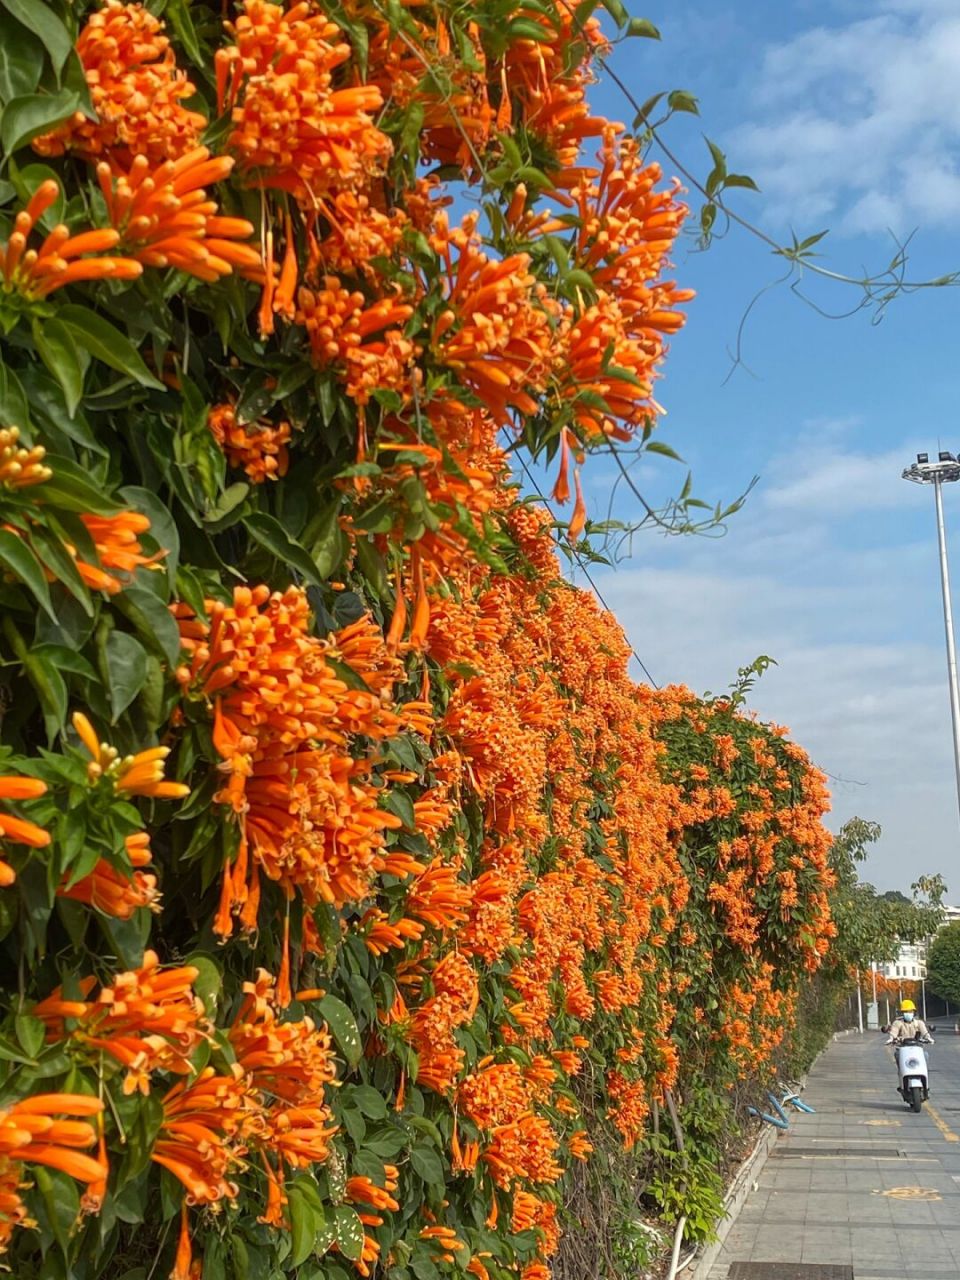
[[926, 923, 960, 1006], [824, 818, 945, 974]]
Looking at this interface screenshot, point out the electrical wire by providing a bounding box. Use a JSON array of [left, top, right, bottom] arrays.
[[513, 451, 661, 688]]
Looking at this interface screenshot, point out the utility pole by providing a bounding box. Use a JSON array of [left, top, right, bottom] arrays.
[[903, 452, 960, 822], [856, 968, 864, 1033]]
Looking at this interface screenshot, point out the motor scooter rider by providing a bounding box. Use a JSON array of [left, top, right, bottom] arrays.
[[885, 999, 932, 1046]]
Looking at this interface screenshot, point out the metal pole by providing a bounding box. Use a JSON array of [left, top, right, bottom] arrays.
[[922, 977, 927, 1021], [933, 474, 960, 820], [856, 968, 864, 1033]]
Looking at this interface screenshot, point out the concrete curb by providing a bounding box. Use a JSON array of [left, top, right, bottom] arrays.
[[686, 1040, 835, 1279], [686, 1122, 781, 1279]]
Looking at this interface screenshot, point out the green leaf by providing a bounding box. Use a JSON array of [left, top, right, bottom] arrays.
[[103, 631, 148, 722], [409, 1145, 445, 1187], [724, 173, 760, 192], [24, 650, 67, 740], [0, 88, 78, 155], [0, 528, 56, 619], [245, 512, 323, 585], [644, 440, 684, 462], [667, 89, 700, 115], [626, 16, 660, 37], [32, 1166, 79, 1257], [0, 9, 44, 103], [333, 1206, 364, 1263], [164, 0, 203, 65], [58, 305, 165, 390], [600, 0, 629, 27], [31, 644, 97, 679], [27, 524, 93, 614], [317, 994, 362, 1068], [35, 455, 121, 514], [288, 1181, 324, 1267], [15, 1012, 44, 1057], [0, 0, 73, 76], [113, 585, 182, 667], [32, 317, 84, 418], [349, 1084, 388, 1120], [183, 953, 222, 1018], [0, 357, 31, 431]]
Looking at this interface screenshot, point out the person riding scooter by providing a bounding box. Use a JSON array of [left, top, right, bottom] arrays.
[[886, 999, 932, 1045], [885, 999, 935, 1110]]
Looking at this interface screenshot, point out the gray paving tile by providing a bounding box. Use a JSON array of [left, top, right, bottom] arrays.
[[709, 1033, 960, 1273]]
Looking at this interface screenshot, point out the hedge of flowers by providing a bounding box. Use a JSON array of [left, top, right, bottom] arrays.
[[0, 2, 835, 1276]]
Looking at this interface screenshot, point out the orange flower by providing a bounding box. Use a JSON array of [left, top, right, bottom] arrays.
[[0, 427, 51, 491], [153, 1068, 248, 1204], [71, 712, 189, 801], [0, 181, 142, 300], [297, 279, 416, 407], [0, 773, 49, 886], [0, 1093, 105, 1253], [218, 0, 391, 204], [58, 832, 159, 919], [33, 1, 205, 164], [432, 212, 555, 425], [34, 951, 207, 1094], [97, 148, 259, 282], [73, 509, 164, 594], [208, 403, 291, 483]]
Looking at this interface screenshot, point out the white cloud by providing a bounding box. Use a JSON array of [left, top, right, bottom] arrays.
[[587, 429, 960, 893], [732, 1, 960, 235]]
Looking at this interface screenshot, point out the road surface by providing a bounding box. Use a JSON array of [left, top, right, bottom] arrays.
[[708, 1027, 960, 1279]]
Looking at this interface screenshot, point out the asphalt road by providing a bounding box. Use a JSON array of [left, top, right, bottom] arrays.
[[708, 1027, 960, 1279]]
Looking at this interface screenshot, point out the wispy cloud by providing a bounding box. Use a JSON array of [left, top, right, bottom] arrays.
[[732, 0, 960, 235], [588, 427, 958, 893]]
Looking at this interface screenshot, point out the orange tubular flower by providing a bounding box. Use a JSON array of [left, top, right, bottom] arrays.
[[59, 832, 160, 919], [297, 279, 417, 407], [432, 212, 555, 425], [0, 1094, 105, 1253], [0, 181, 142, 300], [96, 148, 259, 282], [33, 1, 205, 164], [174, 586, 413, 936], [0, 773, 49, 886], [0, 427, 51, 491], [34, 951, 207, 1094], [217, 0, 392, 205], [208, 403, 291, 483], [73, 509, 164, 594], [153, 1068, 249, 1204], [71, 712, 189, 801]]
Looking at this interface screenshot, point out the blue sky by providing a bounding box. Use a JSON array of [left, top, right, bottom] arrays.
[[562, 0, 960, 892]]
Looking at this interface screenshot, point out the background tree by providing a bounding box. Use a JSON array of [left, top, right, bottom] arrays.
[[926, 923, 960, 1008]]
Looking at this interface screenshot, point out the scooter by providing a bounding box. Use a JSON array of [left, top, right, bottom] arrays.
[[886, 1033, 934, 1112]]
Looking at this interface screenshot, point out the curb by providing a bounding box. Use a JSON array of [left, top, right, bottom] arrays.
[[686, 1122, 780, 1279], [686, 1041, 833, 1279]]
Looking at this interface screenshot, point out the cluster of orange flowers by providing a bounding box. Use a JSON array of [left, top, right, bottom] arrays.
[[217, 0, 391, 203], [0, 1094, 106, 1249], [0, 180, 142, 299], [34, 1, 204, 164], [0, 773, 49, 886], [174, 586, 423, 952], [208, 403, 292, 483]]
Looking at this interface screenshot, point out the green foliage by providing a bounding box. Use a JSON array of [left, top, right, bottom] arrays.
[[926, 923, 960, 1007]]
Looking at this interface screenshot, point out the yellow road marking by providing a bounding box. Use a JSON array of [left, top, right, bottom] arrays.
[[926, 1102, 959, 1142]]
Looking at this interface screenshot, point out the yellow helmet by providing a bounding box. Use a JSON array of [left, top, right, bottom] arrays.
[[901, 999, 916, 1012]]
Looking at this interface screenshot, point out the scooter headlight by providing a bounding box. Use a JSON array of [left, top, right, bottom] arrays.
[[905, 1056, 921, 1070]]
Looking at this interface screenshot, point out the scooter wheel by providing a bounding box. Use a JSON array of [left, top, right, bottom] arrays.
[[909, 1085, 923, 1113]]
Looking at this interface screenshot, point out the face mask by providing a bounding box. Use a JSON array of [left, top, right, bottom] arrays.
[[903, 1012, 915, 1023]]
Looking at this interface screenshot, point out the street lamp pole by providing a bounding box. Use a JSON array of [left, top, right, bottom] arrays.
[[903, 452, 960, 822]]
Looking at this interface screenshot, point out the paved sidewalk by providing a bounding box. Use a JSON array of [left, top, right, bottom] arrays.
[[708, 1028, 960, 1279]]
